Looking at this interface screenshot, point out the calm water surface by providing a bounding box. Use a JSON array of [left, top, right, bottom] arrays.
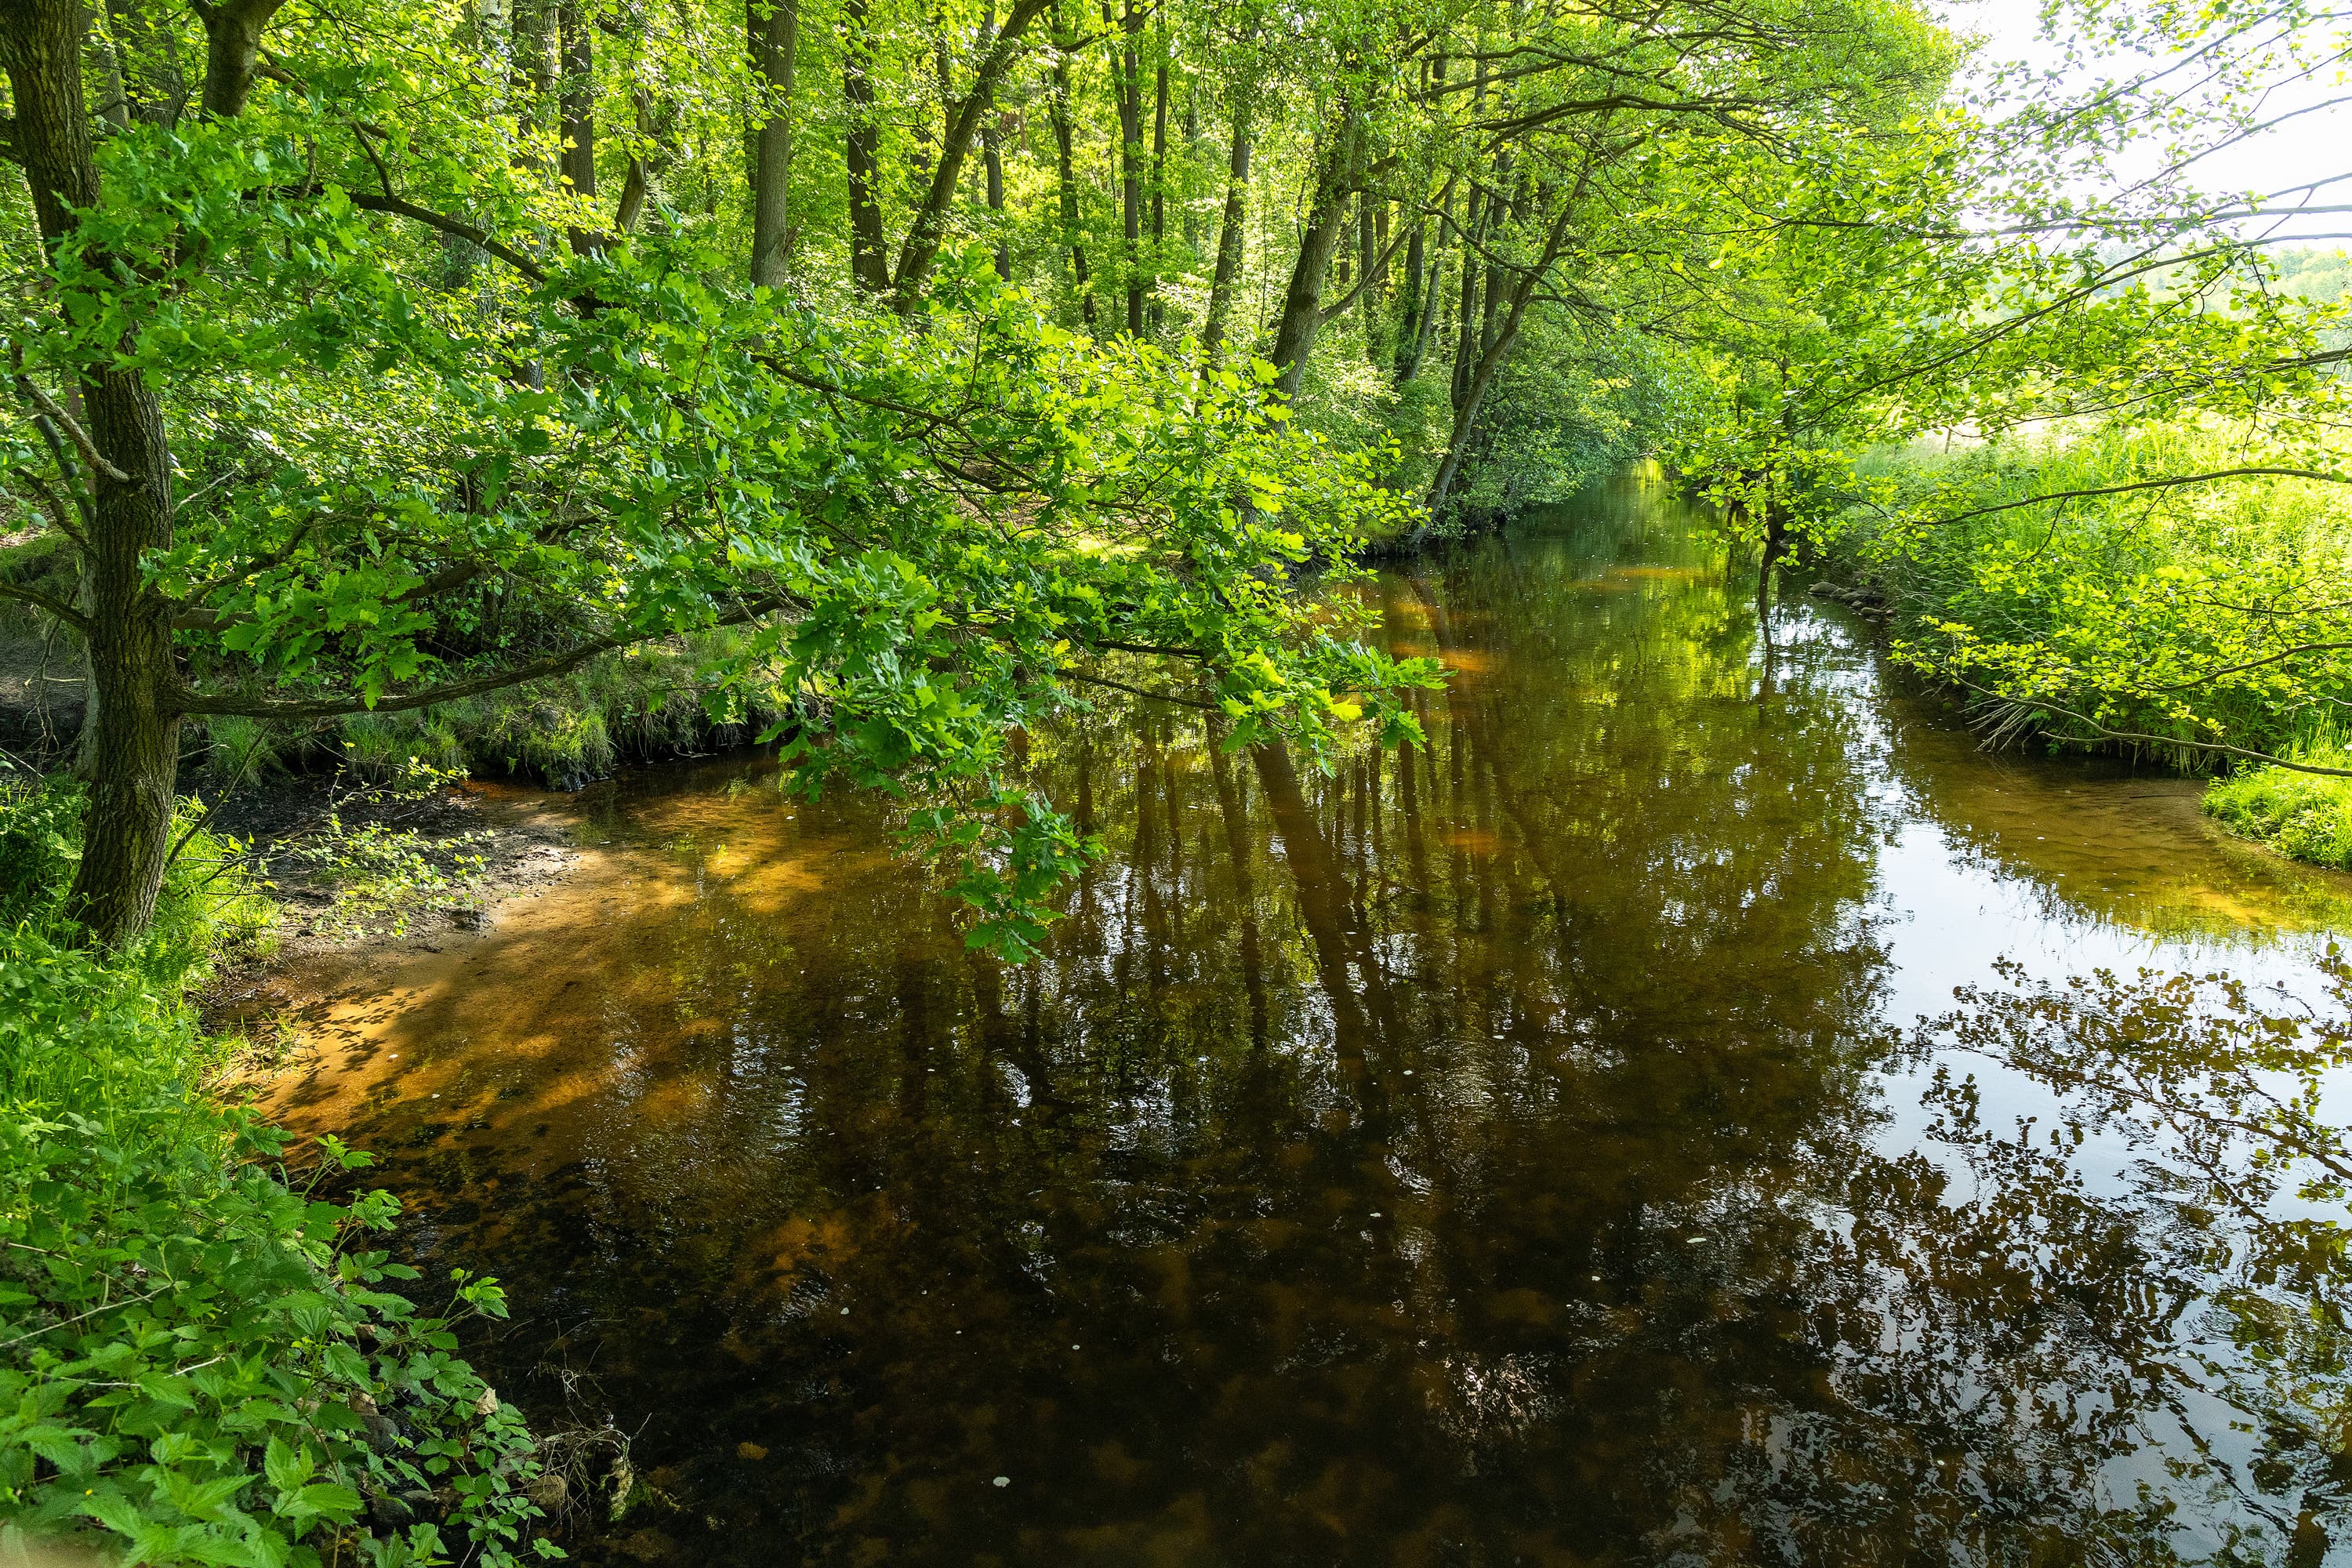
[[270, 475, 2352, 1566]]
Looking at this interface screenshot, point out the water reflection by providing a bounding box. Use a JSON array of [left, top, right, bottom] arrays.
[[268, 475, 2352, 1566]]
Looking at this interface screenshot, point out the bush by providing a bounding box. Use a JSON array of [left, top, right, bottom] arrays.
[[0, 782, 554, 1568], [1828, 424, 2352, 769]]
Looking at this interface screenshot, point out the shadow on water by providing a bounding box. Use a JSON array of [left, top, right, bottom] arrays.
[[267, 472, 2352, 1566]]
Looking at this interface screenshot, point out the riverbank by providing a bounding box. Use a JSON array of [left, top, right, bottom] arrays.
[[1781, 434, 2352, 876], [0, 776, 573, 1567]]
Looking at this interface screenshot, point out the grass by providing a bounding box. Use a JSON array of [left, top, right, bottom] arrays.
[[2205, 742, 2352, 872]]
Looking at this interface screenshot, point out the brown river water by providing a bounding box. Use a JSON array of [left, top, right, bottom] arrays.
[[266, 474, 2352, 1566]]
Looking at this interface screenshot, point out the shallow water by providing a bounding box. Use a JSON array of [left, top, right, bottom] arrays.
[[269, 475, 2352, 1566]]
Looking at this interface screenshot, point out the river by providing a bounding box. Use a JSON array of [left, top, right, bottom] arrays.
[[267, 471, 2352, 1566]]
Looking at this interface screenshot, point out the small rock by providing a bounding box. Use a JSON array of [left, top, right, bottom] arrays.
[[737, 1441, 768, 1461], [1808, 582, 1841, 599], [524, 1473, 569, 1513], [360, 1413, 404, 1454], [368, 1493, 417, 1530], [993, 1475, 1010, 1488]]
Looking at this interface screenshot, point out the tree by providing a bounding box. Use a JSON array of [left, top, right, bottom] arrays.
[[0, 0, 1436, 951]]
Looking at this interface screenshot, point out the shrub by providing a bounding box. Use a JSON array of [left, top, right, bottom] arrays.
[[0, 782, 553, 1567]]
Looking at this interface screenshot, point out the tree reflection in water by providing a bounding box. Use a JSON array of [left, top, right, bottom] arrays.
[[273, 477, 2352, 1566]]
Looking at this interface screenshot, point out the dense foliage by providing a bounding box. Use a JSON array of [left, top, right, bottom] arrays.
[[0, 781, 554, 1566]]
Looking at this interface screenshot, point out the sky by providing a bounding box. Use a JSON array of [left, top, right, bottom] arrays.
[[1940, 0, 2352, 244]]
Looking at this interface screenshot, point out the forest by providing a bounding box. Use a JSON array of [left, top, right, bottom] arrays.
[[5, 0, 2352, 1556]]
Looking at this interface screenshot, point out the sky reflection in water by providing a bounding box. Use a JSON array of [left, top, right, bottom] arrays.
[[270, 474, 2352, 1566]]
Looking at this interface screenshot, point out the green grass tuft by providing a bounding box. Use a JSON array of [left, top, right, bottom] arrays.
[[2205, 748, 2352, 871]]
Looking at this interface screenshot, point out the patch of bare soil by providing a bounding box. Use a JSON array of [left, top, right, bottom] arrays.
[[200, 774, 596, 1067]]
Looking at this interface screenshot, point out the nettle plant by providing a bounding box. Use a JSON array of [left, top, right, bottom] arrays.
[[0, 924, 554, 1567]]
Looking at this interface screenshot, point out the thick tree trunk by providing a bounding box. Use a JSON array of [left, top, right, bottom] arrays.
[[1200, 93, 1249, 368], [2, 0, 184, 948], [557, 1, 597, 253], [843, 0, 887, 292], [748, 0, 797, 289], [197, 0, 286, 118], [1265, 108, 1356, 399]]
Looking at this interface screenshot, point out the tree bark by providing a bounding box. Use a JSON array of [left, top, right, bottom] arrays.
[[748, 0, 797, 289], [1200, 91, 1249, 368], [1397, 181, 1446, 383], [2, 0, 185, 948], [1048, 19, 1095, 325], [978, 0, 1008, 279], [1265, 106, 1356, 399], [887, 0, 1045, 307], [1450, 183, 1483, 411], [1392, 214, 1424, 375], [1107, 0, 1143, 336], [843, 0, 888, 292], [557, 1, 598, 253], [195, 0, 287, 118], [1148, 52, 1165, 336]]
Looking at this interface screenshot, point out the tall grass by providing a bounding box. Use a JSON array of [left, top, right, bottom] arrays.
[[1826, 423, 2352, 868]]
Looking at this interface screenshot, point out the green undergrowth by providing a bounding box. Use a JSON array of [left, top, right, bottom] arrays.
[[1799, 425, 2352, 873], [328, 632, 786, 792], [2204, 742, 2352, 872], [0, 778, 556, 1567]]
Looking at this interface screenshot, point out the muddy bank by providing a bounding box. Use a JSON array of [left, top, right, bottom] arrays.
[[201, 774, 609, 1060]]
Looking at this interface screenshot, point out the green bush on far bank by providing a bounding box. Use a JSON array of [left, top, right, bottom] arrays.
[[0, 779, 554, 1567]]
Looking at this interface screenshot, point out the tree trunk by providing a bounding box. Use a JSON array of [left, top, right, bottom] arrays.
[[1266, 107, 1356, 399], [982, 116, 1009, 278], [1449, 185, 1482, 410], [1148, 52, 1166, 336], [1048, 20, 1095, 325], [1397, 189, 1446, 384], [558, 0, 597, 253], [843, 0, 887, 292], [748, 0, 797, 289], [1, 0, 184, 948], [887, 0, 1044, 307], [980, 2, 1009, 281], [1200, 92, 1249, 368], [1109, 1, 1143, 336], [1392, 213, 1425, 377], [198, 0, 286, 118], [514, 0, 557, 177]]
